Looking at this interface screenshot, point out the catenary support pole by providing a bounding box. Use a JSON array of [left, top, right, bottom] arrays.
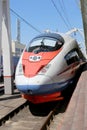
[[0, 1, 2, 78], [80, 0, 87, 53], [1, 0, 13, 94]]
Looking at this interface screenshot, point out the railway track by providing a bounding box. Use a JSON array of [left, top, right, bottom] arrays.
[[0, 67, 82, 130], [0, 101, 67, 130], [0, 84, 75, 130]]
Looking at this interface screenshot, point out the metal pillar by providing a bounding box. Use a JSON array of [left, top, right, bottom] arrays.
[[80, 0, 87, 53], [0, 0, 13, 94], [0, 2, 2, 77]]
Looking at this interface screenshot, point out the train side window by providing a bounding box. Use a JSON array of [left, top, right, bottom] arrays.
[[65, 50, 80, 65]]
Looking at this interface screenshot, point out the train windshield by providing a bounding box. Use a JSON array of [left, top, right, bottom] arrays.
[[26, 37, 63, 53]]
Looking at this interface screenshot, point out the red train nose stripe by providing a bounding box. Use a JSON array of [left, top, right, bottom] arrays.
[[22, 92, 64, 104], [22, 49, 62, 77]]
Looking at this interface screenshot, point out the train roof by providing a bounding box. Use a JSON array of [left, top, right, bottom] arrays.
[[31, 32, 65, 44]]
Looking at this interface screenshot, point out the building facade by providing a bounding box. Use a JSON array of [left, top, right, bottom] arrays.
[[12, 40, 25, 57]]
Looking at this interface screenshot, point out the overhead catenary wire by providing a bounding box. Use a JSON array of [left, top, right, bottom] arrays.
[[59, 0, 72, 28], [10, 8, 41, 34], [74, 0, 81, 9], [50, 0, 71, 30]]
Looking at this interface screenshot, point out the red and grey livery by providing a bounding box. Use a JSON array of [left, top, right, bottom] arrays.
[[15, 30, 86, 104]]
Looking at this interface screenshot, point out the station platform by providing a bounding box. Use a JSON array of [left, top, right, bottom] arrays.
[[59, 64, 87, 130], [0, 89, 26, 125]]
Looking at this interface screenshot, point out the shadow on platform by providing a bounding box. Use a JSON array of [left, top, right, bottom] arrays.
[[0, 92, 21, 101]]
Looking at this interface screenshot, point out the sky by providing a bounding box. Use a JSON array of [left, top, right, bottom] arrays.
[[10, 0, 83, 46]]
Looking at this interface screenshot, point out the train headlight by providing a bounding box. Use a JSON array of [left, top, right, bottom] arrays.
[[39, 64, 51, 74], [19, 64, 23, 74], [16, 63, 24, 75]]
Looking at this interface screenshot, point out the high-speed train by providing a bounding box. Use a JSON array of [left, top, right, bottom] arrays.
[[15, 29, 86, 104]]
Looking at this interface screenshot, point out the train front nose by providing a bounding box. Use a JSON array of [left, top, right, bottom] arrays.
[[16, 75, 53, 95], [27, 75, 54, 95]]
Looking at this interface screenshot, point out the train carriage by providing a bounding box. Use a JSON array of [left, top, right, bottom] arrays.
[[15, 29, 86, 104]]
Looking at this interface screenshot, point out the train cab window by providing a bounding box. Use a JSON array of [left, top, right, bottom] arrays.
[[65, 50, 80, 65], [26, 37, 63, 53]]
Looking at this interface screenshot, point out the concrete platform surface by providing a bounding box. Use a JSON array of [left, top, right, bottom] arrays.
[[0, 90, 26, 123], [59, 66, 87, 130]]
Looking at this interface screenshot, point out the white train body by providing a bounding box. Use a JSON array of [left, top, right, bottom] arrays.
[[15, 31, 86, 104]]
